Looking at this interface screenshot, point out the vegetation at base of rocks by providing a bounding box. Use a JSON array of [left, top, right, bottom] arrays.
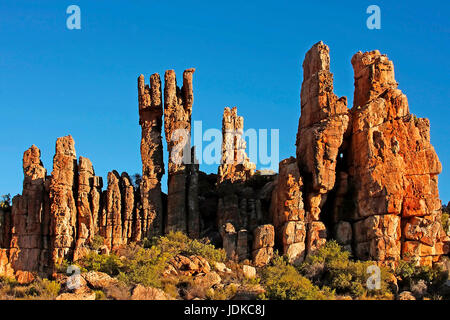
[[91, 235, 106, 251], [395, 259, 447, 298], [0, 194, 11, 209], [298, 241, 394, 300], [3, 234, 448, 300], [442, 204, 449, 234], [94, 290, 107, 300], [143, 231, 227, 263], [77, 232, 226, 297], [259, 254, 335, 300], [0, 276, 60, 300]]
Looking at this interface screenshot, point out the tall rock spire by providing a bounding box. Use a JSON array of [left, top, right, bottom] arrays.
[[138, 73, 164, 238], [295, 41, 350, 254], [218, 107, 255, 184], [348, 50, 448, 266], [163, 68, 196, 234], [49, 135, 78, 268]]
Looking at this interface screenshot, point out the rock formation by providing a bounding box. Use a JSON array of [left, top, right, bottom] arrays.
[[8, 146, 48, 281], [49, 136, 78, 268], [138, 74, 164, 238], [218, 107, 256, 184], [163, 68, 197, 235], [343, 50, 448, 266], [74, 156, 102, 261], [270, 157, 306, 265], [295, 41, 349, 255], [0, 43, 448, 283]]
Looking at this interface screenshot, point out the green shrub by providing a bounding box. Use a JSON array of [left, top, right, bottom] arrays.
[[152, 231, 226, 263], [395, 260, 447, 293], [260, 254, 334, 300], [117, 246, 173, 288], [299, 241, 394, 299], [28, 279, 61, 299], [94, 290, 107, 300], [90, 235, 106, 251], [0, 194, 11, 209], [79, 252, 123, 276], [442, 211, 449, 235]]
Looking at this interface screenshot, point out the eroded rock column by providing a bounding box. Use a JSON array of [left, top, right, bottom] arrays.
[[164, 68, 195, 234], [295, 41, 349, 255], [270, 157, 306, 265], [138, 74, 164, 238], [348, 50, 449, 266], [218, 107, 255, 184], [8, 145, 48, 281], [49, 136, 78, 267]]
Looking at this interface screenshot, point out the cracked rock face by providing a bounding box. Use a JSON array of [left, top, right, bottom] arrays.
[[163, 68, 197, 235], [138, 74, 164, 238], [1, 42, 448, 282], [49, 135, 78, 268], [346, 50, 448, 266], [218, 107, 256, 184], [296, 41, 350, 227]]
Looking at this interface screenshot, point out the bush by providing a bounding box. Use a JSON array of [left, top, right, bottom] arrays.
[[79, 252, 123, 276], [260, 254, 334, 300], [90, 235, 106, 251], [150, 231, 227, 263], [395, 260, 447, 294], [27, 279, 61, 299], [0, 194, 11, 209], [442, 211, 449, 235], [299, 241, 394, 299], [117, 246, 172, 288]]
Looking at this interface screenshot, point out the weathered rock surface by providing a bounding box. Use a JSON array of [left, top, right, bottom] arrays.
[[218, 107, 256, 184], [164, 69, 198, 235], [8, 145, 48, 278], [138, 74, 164, 238], [131, 284, 171, 300], [1, 43, 448, 285], [296, 41, 350, 227], [270, 157, 306, 264], [49, 136, 78, 269], [252, 224, 274, 267], [345, 50, 449, 266], [74, 156, 96, 261]]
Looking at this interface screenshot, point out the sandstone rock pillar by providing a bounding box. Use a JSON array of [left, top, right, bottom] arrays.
[[348, 50, 449, 266], [138, 74, 164, 238], [270, 157, 306, 265], [218, 107, 255, 184], [49, 136, 78, 267], [8, 145, 48, 279], [164, 68, 195, 234], [295, 41, 349, 254]]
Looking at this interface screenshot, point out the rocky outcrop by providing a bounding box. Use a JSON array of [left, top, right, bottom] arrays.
[[218, 107, 256, 184], [138, 74, 164, 238], [120, 173, 135, 243], [74, 156, 97, 261], [1, 43, 448, 284], [296, 42, 350, 227], [270, 157, 306, 264], [8, 146, 48, 279], [163, 69, 197, 235], [49, 136, 78, 269], [252, 224, 274, 267], [344, 50, 449, 266]]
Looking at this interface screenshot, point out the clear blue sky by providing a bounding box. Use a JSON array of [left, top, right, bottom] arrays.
[[1, 1, 449, 203]]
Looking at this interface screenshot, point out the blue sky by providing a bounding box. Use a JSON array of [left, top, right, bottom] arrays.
[[0, 0, 449, 203]]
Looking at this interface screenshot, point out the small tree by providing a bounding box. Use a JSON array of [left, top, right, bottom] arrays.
[[132, 174, 142, 189], [0, 194, 11, 209]]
